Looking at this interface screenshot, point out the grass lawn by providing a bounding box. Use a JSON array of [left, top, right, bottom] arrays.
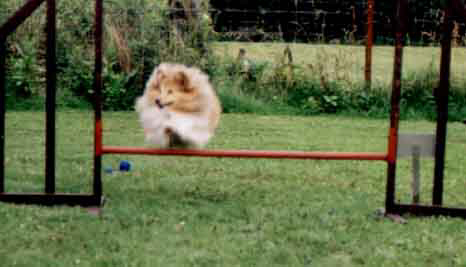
[[1, 111, 466, 266], [211, 42, 466, 87]]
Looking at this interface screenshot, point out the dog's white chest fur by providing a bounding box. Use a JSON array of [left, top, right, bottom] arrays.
[[137, 105, 213, 148]]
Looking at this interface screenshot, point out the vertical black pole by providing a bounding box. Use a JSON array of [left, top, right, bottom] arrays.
[[93, 0, 103, 199], [45, 0, 56, 194], [433, 2, 453, 206], [385, 0, 407, 214], [0, 39, 5, 193]]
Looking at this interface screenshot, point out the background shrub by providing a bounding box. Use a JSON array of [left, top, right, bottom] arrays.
[[1, 0, 465, 121]]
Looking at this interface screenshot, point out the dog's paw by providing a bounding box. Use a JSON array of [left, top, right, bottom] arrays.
[[164, 128, 190, 149]]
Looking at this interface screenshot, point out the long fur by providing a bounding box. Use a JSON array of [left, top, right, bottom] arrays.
[[135, 63, 221, 148]]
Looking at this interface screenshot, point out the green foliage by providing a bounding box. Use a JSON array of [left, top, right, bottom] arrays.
[[2, 0, 216, 110], [208, 43, 466, 121], [5, 40, 41, 98], [102, 63, 139, 110], [216, 81, 299, 115], [214, 61, 466, 121], [2, 0, 466, 121]]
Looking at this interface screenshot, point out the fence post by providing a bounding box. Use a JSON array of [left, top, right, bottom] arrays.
[[0, 40, 5, 193], [365, 0, 374, 88]]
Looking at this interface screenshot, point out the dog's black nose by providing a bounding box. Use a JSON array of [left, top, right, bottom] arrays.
[[155, 99, 163, 108]]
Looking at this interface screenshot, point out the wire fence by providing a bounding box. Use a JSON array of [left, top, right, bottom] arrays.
[[1, 0, 465, 106], [1, 1, 464, 72], [207, 1, 465, 44]]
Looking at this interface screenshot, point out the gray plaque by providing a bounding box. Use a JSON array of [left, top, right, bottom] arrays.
[[397, 134, 436, 158]]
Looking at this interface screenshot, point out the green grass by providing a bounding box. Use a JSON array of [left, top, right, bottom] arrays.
[[2, 111, 466, 266], [212, 42, 466, 87]]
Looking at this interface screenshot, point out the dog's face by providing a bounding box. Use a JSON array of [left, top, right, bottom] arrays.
[[145, 67, 201, 113]]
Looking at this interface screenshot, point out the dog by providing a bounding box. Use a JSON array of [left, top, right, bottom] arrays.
[[135, 63, 221, 148]]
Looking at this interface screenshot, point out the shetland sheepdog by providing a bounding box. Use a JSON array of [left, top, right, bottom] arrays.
[[135, 63, 221, 148]]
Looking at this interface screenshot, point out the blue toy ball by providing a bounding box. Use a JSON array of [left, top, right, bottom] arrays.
[[119, 160, 132, 172]]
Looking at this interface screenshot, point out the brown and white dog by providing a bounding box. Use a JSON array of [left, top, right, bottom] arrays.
[[135, 63, 221, 148]]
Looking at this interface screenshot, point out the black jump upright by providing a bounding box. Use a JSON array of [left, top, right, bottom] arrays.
[[0, 0, 102, 206]]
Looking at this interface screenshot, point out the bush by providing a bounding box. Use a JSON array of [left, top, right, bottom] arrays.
[[2, 0, 216, 110], [2, 0, 465, 122], [211, 60, 466, 121]]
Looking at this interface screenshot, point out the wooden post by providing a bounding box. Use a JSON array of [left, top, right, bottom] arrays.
[[433, 1, 454, 206], [45, 0, 56, 194], [93, 0, 103, 198], [365, 0, 374, 88], [0, 40, 5, 193], [385, 0, 407, 214]]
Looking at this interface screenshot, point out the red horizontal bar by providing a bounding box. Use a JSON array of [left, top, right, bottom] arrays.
[[102, 146, 388, 161]]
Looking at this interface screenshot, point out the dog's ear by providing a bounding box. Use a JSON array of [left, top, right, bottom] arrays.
[[155, 69, 165, 82], [149, 69, 165, 89], [174, 70, 193, 92]]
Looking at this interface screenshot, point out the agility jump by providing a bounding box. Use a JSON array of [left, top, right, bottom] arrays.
[[0, 0, 465, 218]]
